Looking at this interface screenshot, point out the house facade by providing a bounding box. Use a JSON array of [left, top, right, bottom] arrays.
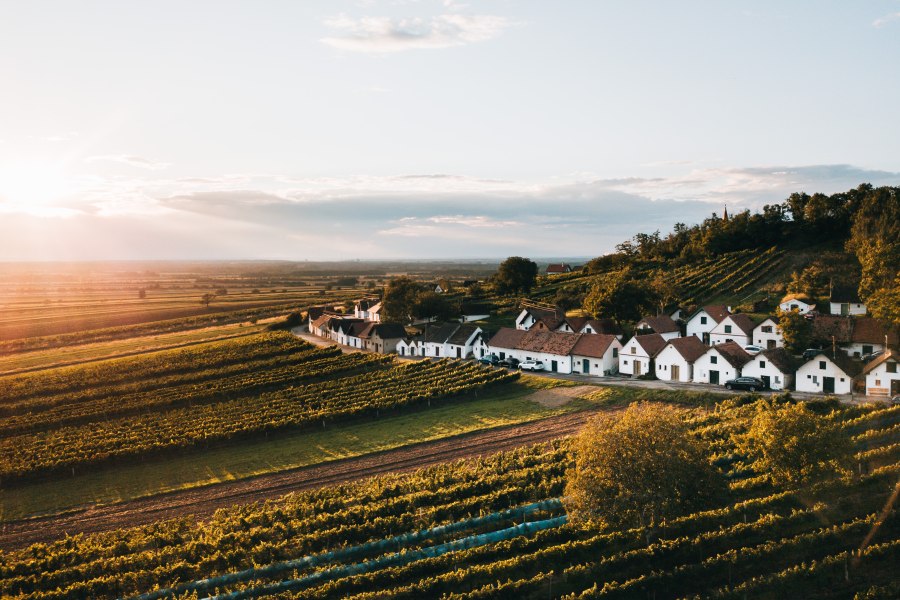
[[359, 323, 407, 354], [693, 342, 752, 385], [829, 286, 866, 316], [488, 328, 581, 374], [618, 333, 667, 377], [752, 317, 783, 350], [686, 305, 730, 344], [709, 314, 755, 347], [654, 336, 708, 382], [862, 351, 900, 398], [570, 335, 622, 376], [740, 347, 798, 391], [795, 352, 859, 395], [514, 305, 563, 331], [779, 295, 815, 315], [635, 315, 682, 341]]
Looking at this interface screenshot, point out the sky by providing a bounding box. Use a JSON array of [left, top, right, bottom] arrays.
[[1, 0, 899, 261]]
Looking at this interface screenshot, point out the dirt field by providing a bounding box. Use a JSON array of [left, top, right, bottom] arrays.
[[0, 407, 609, 551]]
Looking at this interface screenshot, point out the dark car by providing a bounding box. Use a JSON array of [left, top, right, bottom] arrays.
[[802, 348, 822, 361], [724, 377, 767, 392], [499, 357, 520, 368], [478, 354, 500, 366], [862, 350, 884, 363]]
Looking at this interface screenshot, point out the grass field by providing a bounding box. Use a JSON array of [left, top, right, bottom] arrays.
[[0, 377, 583, 520]]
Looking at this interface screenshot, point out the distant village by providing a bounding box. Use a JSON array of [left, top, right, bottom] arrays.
[[307, 265, 899, 401]]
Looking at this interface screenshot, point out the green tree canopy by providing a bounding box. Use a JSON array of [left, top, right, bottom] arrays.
[[564, 402, 726, 541], [582, 268, 659, 323], [381, 277, 425, 324], [493, 256, 538, 295], [732, 400, 851, 487], [778, 309, 813, 354]]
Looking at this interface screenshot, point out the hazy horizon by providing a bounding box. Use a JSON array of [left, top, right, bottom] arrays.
[[2, 1, 899, 261]]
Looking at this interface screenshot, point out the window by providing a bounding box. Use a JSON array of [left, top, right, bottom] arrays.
[[700, 316, 708, 325], [710, 355, 717, 364], [623, 360, 629, 365], [612, 348, 618, 358], [819, 361, 826, 370], [762, 326, 773, 333], [631, 346, 636, 354], [759, 360, 765, 368], [876, 379, 881, 387], [724, 325, 732, 334], [775, 376, 781, 383], [887, 362, 897, 373], [813, 376, 818, 384]]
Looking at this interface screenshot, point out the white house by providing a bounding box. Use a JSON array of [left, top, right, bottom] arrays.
[[829, 286, 866, 316], [397, 322, 484, 359], [359, 323, 407, 354], [619, 333, 667, 377], [779, 294, 816, 315], [654, 336, 708, 382], [709, 314, 756, 347], [752, 317, 783, 350], [578, 318, 624, 339], [353, 298, 382, 322], [570, 334, 622, 376], [444, 324, 484, 359], [635, 315, 682, 341], [740, 347, 798, 391], [693, 341, 752, 385], [862, 350, 900, 398], [488, 328, 581, 374], [845, 317, 898, 359], [514, 305, 563, 331], [686, 305, 731, 345], [795, 352, 861, 395]]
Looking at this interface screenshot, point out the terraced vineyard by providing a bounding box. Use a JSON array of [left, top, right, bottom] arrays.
[[2, 398, 896, 599], [0, 332, 516, 484], [671, 246, 786, 305]]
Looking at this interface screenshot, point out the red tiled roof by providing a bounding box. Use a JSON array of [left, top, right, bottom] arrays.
[[850, 317, 898, 345], [488, 328, 527, 349], [636, 315, 680, 334], [571, 334, 618, 358], [546, 263, 571, 273], [760, 347, 801, 374], [812, 315, 853, 344], [633, 333, 667, 358], [703, 305, 731, 323], [712, 341, 752, 369], [581, 319, 623, 336], [665, 336, 708, 363], [727, 314, 757, 336]]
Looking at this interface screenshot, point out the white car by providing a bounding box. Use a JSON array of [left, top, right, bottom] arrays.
[[743, 345, 763, 355], [519, 360, 545, 372]]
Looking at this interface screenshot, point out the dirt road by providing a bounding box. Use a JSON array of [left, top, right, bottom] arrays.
[[0, 407, 603, 551]]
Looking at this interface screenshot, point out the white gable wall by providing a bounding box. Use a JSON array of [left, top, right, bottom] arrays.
[[686, 311, 717, 341], [753, 319, 783, 349], [779, 300, 814, 315], [795, 356, 853, 395], [865, 359, 900, 397], [654, 344, 694, 382], [693, 349, 742, 385], [618, 337, 653, 376], [572, 340, 622, 377], [709, 316, 751, 347], [741, 357, 793, 390]]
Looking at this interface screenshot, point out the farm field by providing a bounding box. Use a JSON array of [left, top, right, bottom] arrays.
[[1, 397, 896, 599]]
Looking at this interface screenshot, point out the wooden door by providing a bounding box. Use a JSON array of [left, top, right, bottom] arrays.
[[671, 365, 680, 381]]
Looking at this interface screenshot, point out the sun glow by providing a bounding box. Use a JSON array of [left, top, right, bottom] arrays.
[[0, 160, 83, 216]]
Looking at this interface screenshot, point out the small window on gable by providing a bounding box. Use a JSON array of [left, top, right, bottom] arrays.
[[759, 360, 765, 368], [762, 325, 772, 333], [819, 360, 826, 370], [724, 325, 732, 334], [887, 362, 897, 374], [612, 348, 618, 357], [700, 316, 707, 325], [631, 346, 636, 354], [710, 355, 717, 364]]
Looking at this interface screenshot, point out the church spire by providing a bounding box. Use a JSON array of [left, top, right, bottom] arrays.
[[723, 205, 729, 221]]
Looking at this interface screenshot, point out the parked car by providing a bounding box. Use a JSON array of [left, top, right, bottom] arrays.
[[499, 357, 520, 368], [862, 350, 884, 363], [519, 360, 545, 372], [724, 376, 767, 392], [478, 354, 500, 366], [742, 344, 764, 355], [802, 348, 823, 361]]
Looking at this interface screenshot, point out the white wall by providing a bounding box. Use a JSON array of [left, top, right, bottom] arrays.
[[865, 362, 900, 397], [572, 341, 622, 377], [619, 337, 653, 376], [842, 342, 884, 358], [693, 349, 741, 384], [741, 358, 793, 390], [686, 311, 716, 340], [654, 345, 693, 382], [795, 357, 853, 394], [709, 332, 750, 347], [753, 319, 783, 349], [830, 302, 866, 316], [779, 300, 814, 315]]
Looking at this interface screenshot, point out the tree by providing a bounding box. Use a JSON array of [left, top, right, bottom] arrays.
[[493, 257, 538, 295], [649, 271, 677, 316], [778, 309, 812, 353], [582, 268, 659, 323], [564, 403, 726, 542], [847, 187, 900, 302], [786, 265, 826, 297], [199, 293, 216, 308], [381, 277, 425, 324], [866, 273, 900, 329], [733, 400, 851, 486], [412, 291, 454, 322]]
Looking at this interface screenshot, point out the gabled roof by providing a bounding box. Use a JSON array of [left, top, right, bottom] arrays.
[[447, 323, 482, 345], [516, 329, 582, 355], [361, 323, 407, 340], [850, 317, 898, 345], [636, 315, 680, 334], [561, 317, 589, 332], [811, 315, 853, 343], [631, 333, 667, 358], [780, 293, 814, 305], [753, 316, 778, 328], [355, 298, 380, 311], [546, 263, 571, 273], [307, 306, 331, 322], [690, 305, 730, 324], [664, 336, 708, 363], [348, 322, 370, 337], [725, 314, 757, 336], [862, 350, 898, 375], [310, 313, 332, 330], [803, 351, 863, 378], [830, 285, 862, 304], [571, 334, 618, 358], [581, 318, 623, 336], [711, 341, 752, 369], [420, 322, 462, 344], [488, 328, 527, 349], [759, 347, 801, 374], [335, 318, 365, 334]]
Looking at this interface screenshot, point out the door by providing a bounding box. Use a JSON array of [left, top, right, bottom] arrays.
[[583, 359, 590, 374], [456, 347, 461, 358], [634, 360, 642, 375], [671, 365, 680, 381], [702, 333, 710, 345], [892, 380, 900, 395], [761, 375, 771, 389], [550, 360, 558, 372], [841, 303, 849, 316], [767, 340, 776, 349], [710, 370, 720, 384], [823, 377, 835, 394]]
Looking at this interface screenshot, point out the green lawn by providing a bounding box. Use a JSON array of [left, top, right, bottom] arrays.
[[0, 378, 584, 521]]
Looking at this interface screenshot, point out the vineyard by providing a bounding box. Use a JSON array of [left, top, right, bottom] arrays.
[[1, 397, 897, 599], [669, 246, 786, 306], [0, 332, 517, 484]]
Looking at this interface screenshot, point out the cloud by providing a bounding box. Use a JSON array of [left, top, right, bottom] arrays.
[[321, 13, 511, 53], [86, 155, 171, 170], [873, 12, 900, 27]]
